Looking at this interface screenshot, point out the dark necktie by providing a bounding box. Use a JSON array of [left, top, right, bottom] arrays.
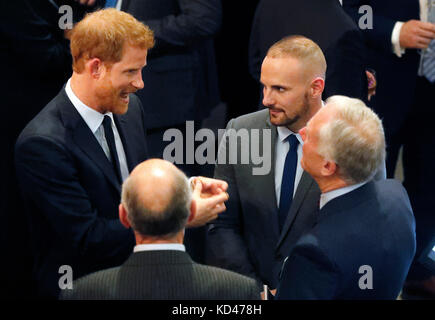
[[278, 134, 299, 232], [103, 115, 122, 184]]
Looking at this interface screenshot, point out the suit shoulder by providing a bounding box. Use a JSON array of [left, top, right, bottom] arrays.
[[61, 267, 120, 300], [373, 180, 411, 208], [228, 109, 270, 130], [17, 90, 69, 143]]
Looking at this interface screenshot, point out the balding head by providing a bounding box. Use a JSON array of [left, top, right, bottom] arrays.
[[121, 159, 191, 239]]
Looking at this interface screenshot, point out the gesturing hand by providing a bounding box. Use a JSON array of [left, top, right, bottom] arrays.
[[400, 20, 435, 49], [187, 177, 229, 227]]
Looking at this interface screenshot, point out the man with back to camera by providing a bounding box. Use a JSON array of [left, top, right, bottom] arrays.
[[61, 159, 260, 300], [15, 8, 229, 299], [276, 96, 416, 299]]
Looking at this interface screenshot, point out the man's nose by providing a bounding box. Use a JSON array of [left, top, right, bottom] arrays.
[[132, 73, 144, 90], [262, 87, 274, 106]]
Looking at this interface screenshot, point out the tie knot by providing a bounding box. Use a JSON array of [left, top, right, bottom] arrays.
[[286, 134, 299, 151], [103, 115, 112, 130]]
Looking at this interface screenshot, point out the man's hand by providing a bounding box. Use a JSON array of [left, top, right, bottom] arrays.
[[366, 70, 376, 101], [192, 176, 228, 196], [187, 177, 229, 228], [260, 288, 276, 300], [75, 0, 97, 6], [400, 20, 435, 49]]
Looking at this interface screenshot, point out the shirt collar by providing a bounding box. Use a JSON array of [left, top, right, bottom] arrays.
[[320, 181, 368, 210], [133, 243, 186, 253], [65, 78, 114, 133], [277, 126, 303, 145]]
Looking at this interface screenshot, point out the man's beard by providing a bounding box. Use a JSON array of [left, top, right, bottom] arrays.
[[95, 79, 129, 114], [274, 92, 311, 130]]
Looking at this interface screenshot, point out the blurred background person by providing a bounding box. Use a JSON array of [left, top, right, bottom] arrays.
[[343, 0, 435, 298], [249, 0, 368, 105]]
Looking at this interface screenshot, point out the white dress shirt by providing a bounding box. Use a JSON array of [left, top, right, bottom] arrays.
[[274, 102, 325, 205], [65, 79, 129, 182], [133, 243, 186, 253], [274, 127, 304, 206], [319, 181, 367, 210]]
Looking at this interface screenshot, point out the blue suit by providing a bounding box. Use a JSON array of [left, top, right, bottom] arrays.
[[15, 89, 148, 299], [276, 180, 416, 299]]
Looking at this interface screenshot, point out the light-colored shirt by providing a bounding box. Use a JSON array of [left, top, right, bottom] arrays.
[[65, 79, 129, 182], [274, 102, 325, 205], [274, 127, 304, 205], [319, 181, 367, 210], [133, 243, 186, 253]]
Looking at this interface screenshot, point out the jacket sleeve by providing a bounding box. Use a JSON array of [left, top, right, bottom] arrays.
[[323, 28, 368, 102], [0, 1, 72, 77], [206, 119, 264, 289], [145, 0, 222, 50]]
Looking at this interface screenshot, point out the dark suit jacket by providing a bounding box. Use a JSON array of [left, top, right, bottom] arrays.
[[15, 89, 148, 299], [342, 0, 420, 136], [206, 109, 321, 289], [249, 0, 367, 102], [121, 0, 221, 129], [60, 250, 260, 300], [276, 180, 416, 299]]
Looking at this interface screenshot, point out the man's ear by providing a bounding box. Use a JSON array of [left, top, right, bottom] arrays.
[[310, 77, 325, 98], [187, 199, 196, 224], [119, 204, 131, 229], [88, 58, 103, 79], [321, 159, 337, 177]]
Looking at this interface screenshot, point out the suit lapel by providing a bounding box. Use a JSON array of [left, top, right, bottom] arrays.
[[263, 116, 279, 212], [59, 90, 121, 193], [254, 115, 280, 235], [276, 171, 315, 249], [73, 120, 122, 193], [114, 115, 136, 172]]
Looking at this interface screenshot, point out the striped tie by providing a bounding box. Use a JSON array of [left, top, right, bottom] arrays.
[[105, 0, 117, 8], [420, 0, 435, 83]]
